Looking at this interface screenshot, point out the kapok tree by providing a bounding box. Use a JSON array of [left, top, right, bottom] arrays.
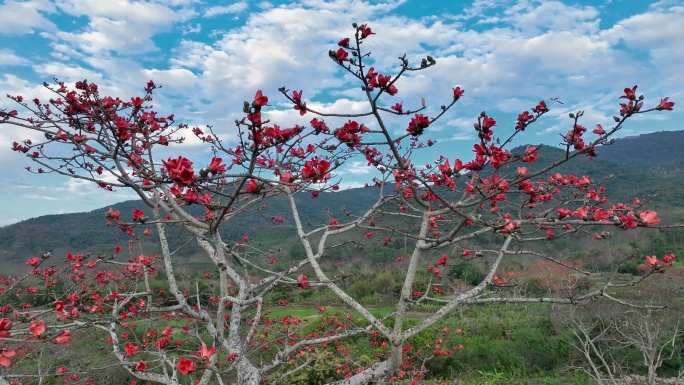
[[0, 23, 679, 385]]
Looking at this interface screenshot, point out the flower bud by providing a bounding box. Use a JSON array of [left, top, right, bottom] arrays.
[[613, 116, 620, 122], [638, 95, 644, 100], [480, 111, 486, 117], [569, 113, 575, 118], [352, 23, 358, 28]]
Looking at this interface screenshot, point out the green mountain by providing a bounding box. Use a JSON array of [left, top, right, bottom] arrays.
[[2, 129, 683, 265], [596, 129, 684, 177], [0, 187, 380, 266]]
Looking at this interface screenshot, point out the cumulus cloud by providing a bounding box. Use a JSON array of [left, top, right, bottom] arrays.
[[0, 50, 29, 66], [0, 0, 57, 34], [204, 2, 249, 17]]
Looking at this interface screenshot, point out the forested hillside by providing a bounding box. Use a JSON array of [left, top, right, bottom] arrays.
[[2, 130, 683, 266]]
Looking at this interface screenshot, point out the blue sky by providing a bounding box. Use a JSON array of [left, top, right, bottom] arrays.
[[0, 0, 682, 226]]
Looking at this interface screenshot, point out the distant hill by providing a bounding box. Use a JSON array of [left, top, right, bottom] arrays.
[[1, 130, 683, 265], [596, 129, 684, 177], [0, 188, 380, 266], [514, 143, 684, 209]]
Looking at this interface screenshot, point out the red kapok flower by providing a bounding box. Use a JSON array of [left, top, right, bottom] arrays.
[[620, 85, 638, 100], [620, 213, 638, 229], [253, 90, 269, 107], [0, 318, 12, 338], [639, 210, 660, 226], [54, 300, 66, 316], [26, 257, 40, 267], [162, 156, 195, 186], [292, 91, 307, 116], [135, 361, 147, 371], [407, 114, 430, 136], [662, 254, 676, 264], [481, 115, 496, 129], [132, 209, 145, 221], [177, 357, 196, 375], [199, 344, 216, 363], [522, 146, 538, 163], [29, 320, 46, 337], [54, 330, 71, 344], [334, 48, 349, 62], [656, 97, 675, 111], [207, 157, 226, 175], [359, 23, 375, 38], [645, 255, 658, 266], [301, 157, 331, 183], [534, 100, 548, 113], [107, 207, 120, 221], [0, 349, 15, 367], [297, 274, 310, 289], [245, 179, 261, 194], [453, 87, 464, 100], [125, 342, 139, 355], [593, 124, 605, 135]]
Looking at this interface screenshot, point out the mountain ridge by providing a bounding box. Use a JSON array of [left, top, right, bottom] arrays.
[[2, 129, 682, 265]]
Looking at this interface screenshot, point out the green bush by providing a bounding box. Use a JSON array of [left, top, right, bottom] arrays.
[[447, 263, 486, 286]]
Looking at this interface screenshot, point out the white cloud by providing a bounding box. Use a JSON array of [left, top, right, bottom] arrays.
[[53, 17, 163, 55], [46, 0, 189, 56], [0, 50, 29, 66], [449, 132, 476, 141], [0, 75, 65, 160], [182, 23, 202, 35], [32, 62, 105, 83], [56, 0, 178, 25], [23, 195, 60, 201], [344, 161, 373, 175], [0, 0, 57, 34], [511, 1, 600, 35], [204, 2, 249, 17], [142, 68, 198, 89], [258, 1, 274, 10]]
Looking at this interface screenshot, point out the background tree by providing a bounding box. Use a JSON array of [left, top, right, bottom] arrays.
[[562, 291, 683, 385], [0, 23, 679, 385]]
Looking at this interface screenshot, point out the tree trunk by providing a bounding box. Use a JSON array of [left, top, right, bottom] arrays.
[[237, 360, 261, 385], [647, 365, 656, 385]]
